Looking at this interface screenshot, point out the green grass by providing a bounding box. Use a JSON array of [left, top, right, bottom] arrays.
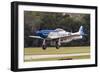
[[24, 46, 90, 55]]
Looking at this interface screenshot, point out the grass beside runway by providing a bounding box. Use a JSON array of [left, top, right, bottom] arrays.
[[24, 46, 90, 62], [24, 46, 90, 55]]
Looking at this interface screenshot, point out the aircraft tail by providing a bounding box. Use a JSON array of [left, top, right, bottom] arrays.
[[78, 26, 85, 35]]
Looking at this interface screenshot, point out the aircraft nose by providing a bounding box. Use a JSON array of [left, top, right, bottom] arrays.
[[35, 31, 41, 35]]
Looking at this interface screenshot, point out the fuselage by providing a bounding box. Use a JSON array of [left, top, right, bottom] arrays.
[[35, 28, 83, 43]]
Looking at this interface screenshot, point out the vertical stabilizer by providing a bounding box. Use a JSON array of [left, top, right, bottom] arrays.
[[79, 26, 84, 35]]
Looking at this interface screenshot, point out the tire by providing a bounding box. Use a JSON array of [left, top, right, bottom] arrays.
[[56, 45, 60, 49], [42, 45, 47, 50], [55, 40, 60, 49]]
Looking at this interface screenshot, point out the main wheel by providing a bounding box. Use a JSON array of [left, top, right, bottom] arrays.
[[42, 45, 47, 50], [42, 39, 47, 50], [55, 40, 60, 49], [56, 45, 60, 49]]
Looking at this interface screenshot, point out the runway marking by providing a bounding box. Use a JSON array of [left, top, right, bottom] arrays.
[[24, 53, 90, 60]]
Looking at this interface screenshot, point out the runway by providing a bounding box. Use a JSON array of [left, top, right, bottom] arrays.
[[25, 53, 90, 61]]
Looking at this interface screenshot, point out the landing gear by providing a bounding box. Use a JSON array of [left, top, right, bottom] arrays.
[[42, 45, 47, 50], [56, 45, 60, 49], [56, 39, 61, 49], [42, 39, 61, 50], [42, 39, 47, 50]]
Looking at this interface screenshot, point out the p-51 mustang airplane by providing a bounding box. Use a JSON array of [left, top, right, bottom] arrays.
[[29, 26, 85, 50]]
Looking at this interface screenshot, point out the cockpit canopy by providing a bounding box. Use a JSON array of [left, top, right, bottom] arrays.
[[54, 28, 66, 32]]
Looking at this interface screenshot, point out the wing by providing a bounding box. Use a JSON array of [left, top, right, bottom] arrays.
[[29, 36, 43, 39]]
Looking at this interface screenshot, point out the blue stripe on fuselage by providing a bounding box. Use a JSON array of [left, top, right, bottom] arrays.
[[35, 30, 54, 38]]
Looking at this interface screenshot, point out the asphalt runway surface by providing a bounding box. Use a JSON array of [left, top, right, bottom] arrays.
[[25, 53, 90, 61]]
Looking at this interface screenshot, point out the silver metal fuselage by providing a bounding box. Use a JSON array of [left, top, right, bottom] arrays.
[[47, 30, 82, 43]]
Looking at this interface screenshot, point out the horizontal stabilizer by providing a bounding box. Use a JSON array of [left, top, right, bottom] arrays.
[[29, 36, 43, 39]]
